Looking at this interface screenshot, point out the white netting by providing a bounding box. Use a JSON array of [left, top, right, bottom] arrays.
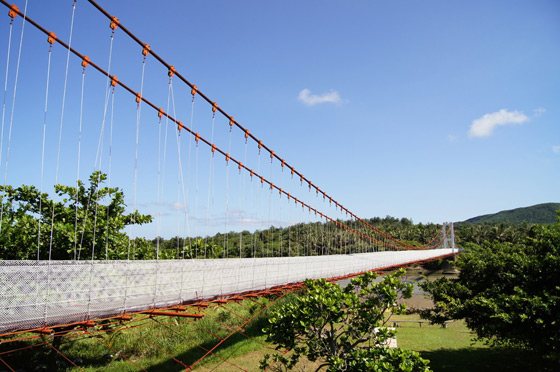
[[0, 249, 454, 333]]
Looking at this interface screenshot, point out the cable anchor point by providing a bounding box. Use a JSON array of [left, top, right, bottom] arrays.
[[47, 31, 56, 45], [81, 55, 90, 70], [8, 4, 19, 22], [212, 102, 218, 118], [110, 75, 118, 90], [110, 16, 119, 31], [142, 43, 150, 57]]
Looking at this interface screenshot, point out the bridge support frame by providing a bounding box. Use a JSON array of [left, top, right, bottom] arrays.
[[442, 222, 456, 253]]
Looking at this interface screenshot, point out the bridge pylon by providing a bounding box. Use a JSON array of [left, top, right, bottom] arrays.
[[442, 222, 456, 253]]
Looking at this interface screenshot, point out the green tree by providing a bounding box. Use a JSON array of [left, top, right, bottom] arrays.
[[261, 270, 431, 371], [420, 219, 560, 360], [0, 171, 152, 260]]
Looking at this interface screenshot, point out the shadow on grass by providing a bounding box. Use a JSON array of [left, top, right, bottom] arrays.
[[422, 347, 559, 372], [142, 302, 279, 372]]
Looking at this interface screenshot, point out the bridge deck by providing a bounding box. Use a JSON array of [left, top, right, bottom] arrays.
[[0, 249, 454, 334]]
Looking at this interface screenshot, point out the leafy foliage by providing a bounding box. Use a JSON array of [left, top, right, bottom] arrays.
[[0, 171, 152, 260], [154, 217, 442, 259], [261, 270, 431, 371], [420, 219, 560, 360]]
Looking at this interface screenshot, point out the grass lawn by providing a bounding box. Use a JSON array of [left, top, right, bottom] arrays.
[[390, 313, 556, 372], [2, 301, 556, 371], [205, 313, 557, 372]]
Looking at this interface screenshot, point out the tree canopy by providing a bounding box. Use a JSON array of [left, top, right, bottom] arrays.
[[420, 218, 560, 361], [0, 171, 152, 260], [261, 270, 431, 371]]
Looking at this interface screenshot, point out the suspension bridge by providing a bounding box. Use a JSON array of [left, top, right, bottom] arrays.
[[0, 1, 457, 368]]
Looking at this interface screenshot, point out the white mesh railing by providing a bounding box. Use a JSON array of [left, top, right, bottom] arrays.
[[0, 249, 454, 333]]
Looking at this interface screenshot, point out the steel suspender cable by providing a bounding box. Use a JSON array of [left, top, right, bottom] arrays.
[[47, 0, 77, 260], [38, 38, 53, 260], [176, 132, 181, 258], [129, 49, 146, 260], [0, 10, 14, 238], [90, 26, 116, 261], [205, 108, 217, 258], [75, 59, 86, 260], [157, 77, 173, 260], [171, 82, 188, 260], [0, 0, 27, 236], [189, 91, 198, 258], [225, 137, 230, 258], [238, 152, 244, 258], [185, 88, 196, 258], [131, 53, 148, 259], [194, 122, 199, 258], [104, 82, 116, 260], [156, 108, 163, 257], [0, 6, 14, 179]]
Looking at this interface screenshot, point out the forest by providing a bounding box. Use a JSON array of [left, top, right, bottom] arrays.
[[1, 172, 556, 260]]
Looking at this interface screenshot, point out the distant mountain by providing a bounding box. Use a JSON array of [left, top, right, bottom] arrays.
[[464, 203, 560, 225]]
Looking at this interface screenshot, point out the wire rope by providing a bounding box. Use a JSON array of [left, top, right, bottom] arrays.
[[104, 83, 116, 260], [176, 137, 181, 258], [74, 61, 86, 260], [37, 40, 53, 260], [224, 125, 231, 257], [194, 123, 199, 258], [249, 166, 255, 257], [224, 156, 230, 257], [129, 50, 147, 260], [0, 0, 28, 235], [46, 0, 77, 260], [169, 80, 189, 260], [238, 132, 248, 258], [182, 91, 196, 258], [88, 27, 115, 260], [0, 11, 14, 199], [205, 109, 217, 258], [156, 77, 174, 259]]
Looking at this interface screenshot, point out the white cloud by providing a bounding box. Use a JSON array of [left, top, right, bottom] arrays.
[[553, 145, 560, 154], [446, 134, 457, 142], [533, 107, 546, 117], [298, 88, 342, 106], [468, 109, 529, 138], [172, 201, 187, 210]]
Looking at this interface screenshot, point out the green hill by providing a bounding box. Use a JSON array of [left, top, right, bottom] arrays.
[[464, 203, 560, 225]]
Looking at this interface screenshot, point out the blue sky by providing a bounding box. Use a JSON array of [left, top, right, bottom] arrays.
[[0, 0, 558, 238]]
